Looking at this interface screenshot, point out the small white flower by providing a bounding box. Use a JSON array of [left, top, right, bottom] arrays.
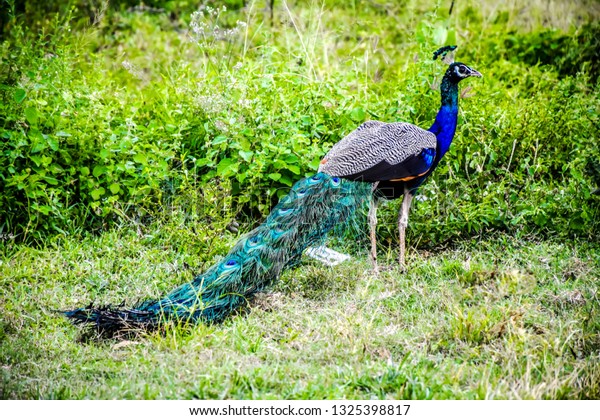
[[121, 60, 143, 79], [215, 120, 228, 132], [125, 117, 136, 130]]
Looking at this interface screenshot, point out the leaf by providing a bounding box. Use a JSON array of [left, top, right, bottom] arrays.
[[28, 129, 46, 154], [279, 175, 293, 186], [44, 176, 59, 186], [93, 165, 107, 178], [133, 153, 147, 165], [36, 205, 52, 215], [238, 138, 251, 151], [55, 131, 71, 137], [47, 136, 59, 151], [212, 135, 228, 145], [433, 24, 448, 45], [194, 157, 212, 167], [287, 165, 301, 175], [24, 107, 38, 126], [14, 88, 26, 103], [415, 20, 432, 44], [268, 173, 281, 181], [30, 155, 43, 166], [216, 158, 238, 177], [446, 27, 457, 46], [91, 189, 103, 200], [350, 107, 366, 122], [309, 156, 321, 171], [238, 150, 254, 162], [109, 183, 120, 194]]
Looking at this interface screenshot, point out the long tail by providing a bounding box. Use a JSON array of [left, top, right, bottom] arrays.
[[64, 173, 372, 336]]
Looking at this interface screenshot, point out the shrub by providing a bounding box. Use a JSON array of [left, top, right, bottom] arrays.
[[0, 0, 598, 244]]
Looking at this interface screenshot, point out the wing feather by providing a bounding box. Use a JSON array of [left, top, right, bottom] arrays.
[[318, 121, 437, 182]]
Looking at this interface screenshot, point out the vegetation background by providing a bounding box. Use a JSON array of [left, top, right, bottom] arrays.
[[1, 0, 599, 399]]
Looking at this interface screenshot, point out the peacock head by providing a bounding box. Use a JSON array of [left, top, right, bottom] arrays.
[[445, 62, 482, 84], [432, 46, 482, 84]]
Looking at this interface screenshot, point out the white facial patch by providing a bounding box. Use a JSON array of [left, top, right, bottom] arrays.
[[455, 65, 467, 78]]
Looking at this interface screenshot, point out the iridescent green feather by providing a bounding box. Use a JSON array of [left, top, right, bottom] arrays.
[[64, 173, 372, 336]]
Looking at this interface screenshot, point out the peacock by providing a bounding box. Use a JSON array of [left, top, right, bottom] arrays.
[[319, 45, 481, 271], [65, 46, 481, 336]]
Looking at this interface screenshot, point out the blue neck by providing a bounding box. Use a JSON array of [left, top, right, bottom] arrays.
[[428, 79, 459, 160]]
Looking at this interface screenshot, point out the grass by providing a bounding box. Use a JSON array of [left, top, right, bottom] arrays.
[[1, 219, 599, 399]]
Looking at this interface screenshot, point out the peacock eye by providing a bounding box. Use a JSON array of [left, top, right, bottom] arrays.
[[454, 64, 468, 78]]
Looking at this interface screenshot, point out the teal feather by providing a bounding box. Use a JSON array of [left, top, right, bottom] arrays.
[[64, 173, 372, 336]]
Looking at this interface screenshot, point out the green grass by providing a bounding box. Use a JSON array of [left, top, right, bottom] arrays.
[[1, 220, 599, 399], [1, 0, 600, 400]]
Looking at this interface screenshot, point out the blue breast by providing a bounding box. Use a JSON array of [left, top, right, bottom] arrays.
[[429, 105, 458, 160], [420, 148, 435, 167]]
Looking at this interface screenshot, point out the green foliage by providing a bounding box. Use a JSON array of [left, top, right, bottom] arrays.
[[0, 0, 599, 245], [0, 18, 181, 238], [503, 22, 600, 82]]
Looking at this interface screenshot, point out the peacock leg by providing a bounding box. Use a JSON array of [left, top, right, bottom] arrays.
[[367, 182, 380, 273], [398, 187, 414, 271], [368, 197, 379, 273]]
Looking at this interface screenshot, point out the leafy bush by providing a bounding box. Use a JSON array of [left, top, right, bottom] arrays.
[[0, 10, 185, 239], [0, 0, 599, 245], [503, 22, 600, 83]]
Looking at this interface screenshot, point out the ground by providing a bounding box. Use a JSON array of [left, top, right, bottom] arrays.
[[1, 223, 598, 398]]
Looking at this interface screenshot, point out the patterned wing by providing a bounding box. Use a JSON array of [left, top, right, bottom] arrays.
[[318, 121, 437, 182]]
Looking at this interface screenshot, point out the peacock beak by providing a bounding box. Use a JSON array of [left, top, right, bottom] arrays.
[[469, 68, 482, 78]]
